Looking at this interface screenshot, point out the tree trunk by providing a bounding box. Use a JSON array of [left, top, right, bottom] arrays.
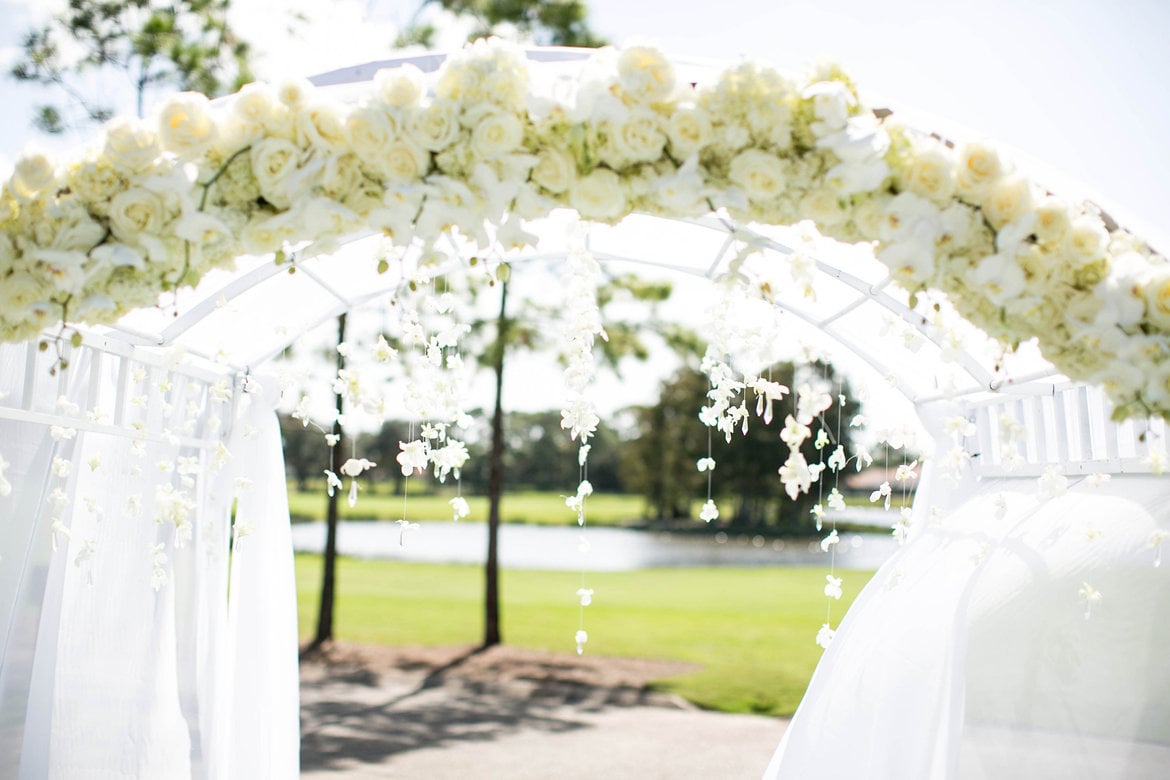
[[313, 313, 346, 646], [484, 281, 508, 648]]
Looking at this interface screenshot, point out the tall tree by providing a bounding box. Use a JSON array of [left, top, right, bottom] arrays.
[[10, 0, 252, 133], [312, 314, 346, 648], [465, 265, 673, 648]]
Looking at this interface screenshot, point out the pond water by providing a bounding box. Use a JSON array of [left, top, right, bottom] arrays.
[[289, 520, 898, 572]]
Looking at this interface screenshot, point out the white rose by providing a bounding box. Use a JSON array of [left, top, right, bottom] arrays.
[[374, 64, 424, 108], [296, 101, 348, 152], [569, 168, 627, 220], [531, 147, 575, 194], [469, 110, 524, 159], [605, 107, 666, 166], [11, 148, 55, 197], [436, 61, 483, 103], [484, 69, 527, 112], [982, 173, 1034, 230], [347, 106, 398, 162], [320, 153, 363, 201], [728, 149, 786, 202], [231, 82, 282, 135], [1031, 197, 1072, 247], [954, 142, 1003, 204], [800, 187, 847, 228], [1065, 215, 1109, 264], [902, 147, 955, 204], [381, 140, 429, 183], [108, 187, 167, 240], [250, 139, 300, 209], [617, 46, 676, 104], [157, 92, 217, 157], [405, 101, 460, 152], [1142, 268, 1170, 330], [276, 78, 314, 108], [666, 106, 713, 158], [103, 118, 159, 174]]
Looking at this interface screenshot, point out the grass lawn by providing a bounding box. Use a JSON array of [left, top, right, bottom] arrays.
[[296, 554, 873, 716], [288, 485, 655, 526]]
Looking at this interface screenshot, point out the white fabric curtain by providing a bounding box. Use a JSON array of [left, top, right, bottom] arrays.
[[0, 342, 300, 779], [767, 474, 1170, 779]]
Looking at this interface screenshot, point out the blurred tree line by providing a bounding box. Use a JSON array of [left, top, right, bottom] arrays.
[[281, 361, 859, 534]]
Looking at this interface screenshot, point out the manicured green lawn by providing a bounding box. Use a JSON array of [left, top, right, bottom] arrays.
[[296, 554, 873, 716], [288, 485, 655, 525]]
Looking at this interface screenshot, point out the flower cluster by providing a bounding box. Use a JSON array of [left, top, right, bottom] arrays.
[[2, 39, 1167, 418]]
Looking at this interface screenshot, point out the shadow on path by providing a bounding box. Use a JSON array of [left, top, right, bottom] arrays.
[[299, 643, 686, 773]]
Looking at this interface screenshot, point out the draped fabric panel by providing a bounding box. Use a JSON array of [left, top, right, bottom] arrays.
[[0, 343, 300, 778], [767, 475, 1170, 779]]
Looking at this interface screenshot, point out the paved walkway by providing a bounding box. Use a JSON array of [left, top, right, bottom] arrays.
[[299, 644, 786, 779]]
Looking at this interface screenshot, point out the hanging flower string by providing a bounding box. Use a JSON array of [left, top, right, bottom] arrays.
[[560, 226, 604, 654]]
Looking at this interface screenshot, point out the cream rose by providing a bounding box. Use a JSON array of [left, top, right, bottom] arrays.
[[157, 92, 217, 157], [800, 187, 847, 228], [954, 142, 1003, 204], [276, 78, 313, 109], [484, 69, 527, 112], [1066, 215, 1109, 265], [232, 82, 281, 134], [728, 149, 786, 202], [1032, 197, 1072, 247], [605, 107, 666, 166], [617, 46, 676, 104], [405, 101, 460, 152], [1141, 270, 1170, 330], [374, 64, 424, 109], [250, 139, 300, 209], [982, 174, 1034, 230], [380, 140, 429, 183], [902, 147, 954, 204], [11, 149, 55, 197], [666, 106, 713, 158], [469, 110, 524, 159], [320, 153, 363, 201], [569, 168, 627, 220], [108, 187, 167, 240], [347, 105, 398, 162], [103, 118, 159, 174], [296, 101, 348, 152], [530, 147, 575, 194], [436, 62, 483, 103]]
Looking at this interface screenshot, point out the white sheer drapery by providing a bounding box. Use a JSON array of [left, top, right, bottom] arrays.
[[766, 475, 1170, 779], [0, 342, 300, 778]]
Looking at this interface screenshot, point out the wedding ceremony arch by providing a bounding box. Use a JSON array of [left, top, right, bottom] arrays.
[[1, 41, 1168, 778]]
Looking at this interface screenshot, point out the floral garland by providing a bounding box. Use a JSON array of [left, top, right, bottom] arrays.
[[2, 39, 1168, 419]]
